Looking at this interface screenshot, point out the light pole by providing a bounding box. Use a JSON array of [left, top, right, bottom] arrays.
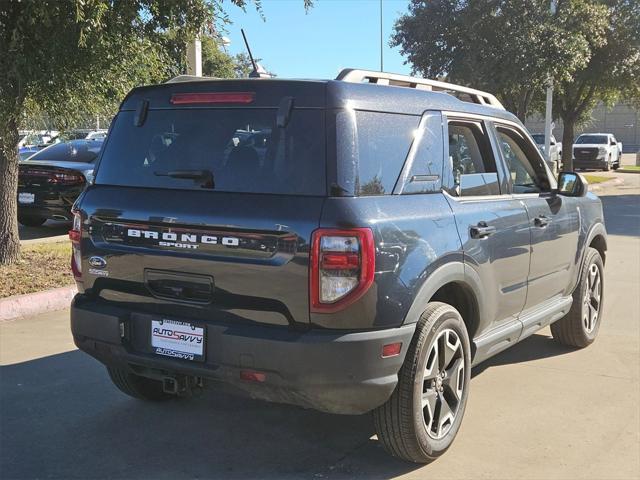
[[380, 0, 383, 71], [544, 0, 557, 170], [544, 79, 553, 166], [187, 37, 202, 77]]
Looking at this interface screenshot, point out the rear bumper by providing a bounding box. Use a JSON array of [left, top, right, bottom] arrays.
[[17, 204, 73, 221], [70, 295, 416, 414], [17, 186, 82, 220]]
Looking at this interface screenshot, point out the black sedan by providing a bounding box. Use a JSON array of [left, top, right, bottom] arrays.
[[17, 139, 103, 227]]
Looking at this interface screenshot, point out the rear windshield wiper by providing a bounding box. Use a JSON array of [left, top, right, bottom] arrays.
[[154, 169, 214, 189]]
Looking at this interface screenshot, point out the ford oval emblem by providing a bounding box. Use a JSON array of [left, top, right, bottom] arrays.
[[88, 256, 107, 268]]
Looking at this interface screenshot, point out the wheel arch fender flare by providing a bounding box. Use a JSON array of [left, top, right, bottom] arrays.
[[583, 221, 607, 265], [573, 222, 607, 292], [402, 261, 486, 329]]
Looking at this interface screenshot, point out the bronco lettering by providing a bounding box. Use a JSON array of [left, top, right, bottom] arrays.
[[126, 228, 240, 247]]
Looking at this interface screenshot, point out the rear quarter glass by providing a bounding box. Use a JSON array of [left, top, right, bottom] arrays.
[[336, 110, 419, 196], [95, 108, 326, 196]]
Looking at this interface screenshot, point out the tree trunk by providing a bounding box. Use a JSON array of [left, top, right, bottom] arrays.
[[0, 114, 21, 265], [561, 116, 575, 172]]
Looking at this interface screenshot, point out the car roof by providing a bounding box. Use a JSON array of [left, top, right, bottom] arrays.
[[120, 78, 520, 124]]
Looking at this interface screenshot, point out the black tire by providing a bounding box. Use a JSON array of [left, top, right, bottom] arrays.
[[551, 247, 604, 348], [107, 366, 172, 401], [612, 162, 619, 170], [18, 215, 46, 227], [374, 302, 471, 463]]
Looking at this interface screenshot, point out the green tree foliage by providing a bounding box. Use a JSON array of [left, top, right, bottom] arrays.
[[159, 31, 235, 79], [554, 0, 640, 169], [231, 52, 275, 78], [0, 0, 298, 265], [393, 0, 601, 121], [202, 36, 236, 78], [233, 52, 256, 78], [393, 0, 639, 170]]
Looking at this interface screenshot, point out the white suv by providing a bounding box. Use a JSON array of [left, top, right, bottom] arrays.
[[573, 133, 622, 171]]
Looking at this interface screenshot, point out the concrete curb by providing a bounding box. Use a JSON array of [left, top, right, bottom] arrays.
[[0, 285, 77, 322]]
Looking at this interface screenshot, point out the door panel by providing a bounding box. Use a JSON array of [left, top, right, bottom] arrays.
[[442, 116, 530, 334], [446, 195, 530, 330], [491, 123, 580, 309], [518, 194, 580, 308]]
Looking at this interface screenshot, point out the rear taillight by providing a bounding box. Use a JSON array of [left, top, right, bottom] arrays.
[[310, 228, 375, 313], [69, 212, 82, 279], [20, 167, 85, 185], [51, 172, 85, 185]]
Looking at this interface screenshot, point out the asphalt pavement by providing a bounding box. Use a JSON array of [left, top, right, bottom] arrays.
[[1, 175, 639, 479]]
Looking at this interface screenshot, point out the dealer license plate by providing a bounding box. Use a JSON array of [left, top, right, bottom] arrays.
[[151, 319, 205, 361], [18, 192, 35, 204]]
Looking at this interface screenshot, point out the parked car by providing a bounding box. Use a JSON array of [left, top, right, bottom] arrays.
[[18, 130, 60, 148], [573, 133, 621, 171], [84, 129, 108, 140], [17, 139, 103, 226], [18, 147, 40, 161], [17, 130, 60, 159], [531, 133, 562, 172], [69, 70, 607, 464]]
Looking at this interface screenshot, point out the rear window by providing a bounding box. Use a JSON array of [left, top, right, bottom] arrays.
[[28, 141, 102, 163], [95, 109, 326, 196], [576, 135, 607, 144]]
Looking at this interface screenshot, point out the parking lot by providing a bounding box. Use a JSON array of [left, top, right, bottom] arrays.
[[2, 173, 639, 480]]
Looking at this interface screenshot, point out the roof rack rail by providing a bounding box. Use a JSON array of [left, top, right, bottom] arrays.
[[336, 68, 505, 110]]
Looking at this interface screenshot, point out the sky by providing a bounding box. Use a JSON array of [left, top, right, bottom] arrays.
[[222, 0, 413, 79]]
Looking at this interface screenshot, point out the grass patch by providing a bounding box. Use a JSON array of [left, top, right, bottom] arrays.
[[583, 174, 610, 184], [619, 165, 640, 173], [0, 242, 73, 298]]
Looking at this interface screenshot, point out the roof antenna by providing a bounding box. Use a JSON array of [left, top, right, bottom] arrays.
[[241, 29, 271, 78]]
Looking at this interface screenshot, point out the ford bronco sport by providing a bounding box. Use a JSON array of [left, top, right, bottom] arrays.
[[70, 69, 607, 463]]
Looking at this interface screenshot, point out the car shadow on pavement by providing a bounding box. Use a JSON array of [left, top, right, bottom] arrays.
[[0, 351, 420, 480], [471, 332, 577, 379], [600, 194, 640, 237], [18, 220, 70, 241]]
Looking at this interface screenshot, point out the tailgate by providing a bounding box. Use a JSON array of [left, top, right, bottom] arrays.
[[79, 185, 323, 327]]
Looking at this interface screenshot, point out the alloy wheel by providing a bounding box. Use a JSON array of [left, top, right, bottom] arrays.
[[583, 263, 602, 333], [422, 329, 465, 439]]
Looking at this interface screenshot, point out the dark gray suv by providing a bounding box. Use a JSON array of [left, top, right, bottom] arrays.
[[69, 69, 607, 463]]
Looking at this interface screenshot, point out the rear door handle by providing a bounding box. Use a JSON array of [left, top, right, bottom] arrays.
[[470, 222, 496, 239], [534, 215, 551, 228]]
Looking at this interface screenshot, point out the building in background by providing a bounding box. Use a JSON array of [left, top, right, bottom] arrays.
[[526, 102, 639, 153]]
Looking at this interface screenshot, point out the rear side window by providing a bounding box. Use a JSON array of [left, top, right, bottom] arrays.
[[96, 109, 326, 196], [447, 120, 500, 196], [337, 111, 419, 196]]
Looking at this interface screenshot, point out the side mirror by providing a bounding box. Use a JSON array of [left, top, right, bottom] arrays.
[[557, 172, 588, 197]]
